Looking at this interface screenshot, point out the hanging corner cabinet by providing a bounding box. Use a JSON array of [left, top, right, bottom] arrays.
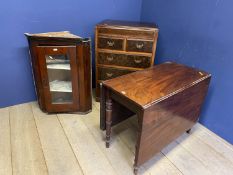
[[25, 31, 92, 113]]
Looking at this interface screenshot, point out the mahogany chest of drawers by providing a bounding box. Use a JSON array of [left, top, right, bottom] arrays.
[[95, 20, 159, 101]]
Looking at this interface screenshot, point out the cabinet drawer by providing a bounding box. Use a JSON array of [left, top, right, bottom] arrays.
[[98, 37, 124, 50], [126, 40, 153, 53], [97, 67, 135, 80], [98, 53, 151, 68]]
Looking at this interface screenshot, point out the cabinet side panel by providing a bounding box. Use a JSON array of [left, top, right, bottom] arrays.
[[29, 41, 46, 111], [77, 41, 92, 112], [95, 27, 100, 100], [151, 31, 158, 65], [135, 77, 211, 166]]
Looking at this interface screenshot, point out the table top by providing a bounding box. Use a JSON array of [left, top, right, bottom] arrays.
[[102, 62, 211, 108]]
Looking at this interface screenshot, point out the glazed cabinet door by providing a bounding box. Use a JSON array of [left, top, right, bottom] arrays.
[[36, 46, 79, 112]]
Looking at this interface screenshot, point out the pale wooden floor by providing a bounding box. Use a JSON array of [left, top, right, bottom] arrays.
[[1, 98, 233, 175]]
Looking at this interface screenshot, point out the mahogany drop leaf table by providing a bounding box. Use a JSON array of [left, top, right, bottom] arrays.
[[100, 62, 211, 174]]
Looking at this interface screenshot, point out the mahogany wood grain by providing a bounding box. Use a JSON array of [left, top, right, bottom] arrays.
[[25, 32, 92, 113], [135, 79, 210, 167], [77, 41, 92, 112], [103, 62, 210, 108], [36, 46, 79, 113], [100, 62, 211, 173]]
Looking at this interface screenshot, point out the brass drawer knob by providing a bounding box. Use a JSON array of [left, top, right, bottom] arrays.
[[136, 43, 144, 49], [106, 72, 113, 78], [134, 58, 142, 64], [106, 56, 114, 61], [107, 41, 115, 47]]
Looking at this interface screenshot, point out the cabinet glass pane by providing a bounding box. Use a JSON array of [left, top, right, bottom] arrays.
[[46, 54, 73, 104]]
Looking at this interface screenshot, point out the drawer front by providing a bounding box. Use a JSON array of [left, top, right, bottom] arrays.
[[98, 52, 151, 68], [97, 67, 135, 80], [126, 40, 153, 53], [98, 37, 124, 50]]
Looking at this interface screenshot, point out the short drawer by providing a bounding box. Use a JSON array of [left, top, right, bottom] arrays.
[[97, 67, 135, 80], [98, 37, 124, 50], [126, 39, 153, 53], [98, 52, 151, 68]]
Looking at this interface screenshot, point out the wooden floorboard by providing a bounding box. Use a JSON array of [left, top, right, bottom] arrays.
[[10, 103, 48, 175], [58, 113, 117, 175], [0, 107, 12, 175], [0, 100, 232, 175], [80, 106, 146, 175], [192, 123, 233, 164], [176, 132, 233, 175], [162, 141, 213, 175], [117, 120, 183, 175], [31, 102, 83, 175]]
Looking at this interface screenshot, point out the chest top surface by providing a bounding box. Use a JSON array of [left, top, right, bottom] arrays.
[[103, 62, 211, 108], [97, 19, 158, 30]]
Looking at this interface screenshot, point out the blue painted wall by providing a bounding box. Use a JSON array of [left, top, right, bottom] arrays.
[[0, 0, 142, 108], [141, 0, 233, 143]]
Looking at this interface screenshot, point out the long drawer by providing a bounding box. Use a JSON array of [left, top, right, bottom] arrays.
[[97, 67, 135, 80], [98, 52, 151, 68]]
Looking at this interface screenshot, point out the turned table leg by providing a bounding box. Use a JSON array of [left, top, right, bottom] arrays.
[[134, 166, 139, 175], [105, 93, 112, 148]]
